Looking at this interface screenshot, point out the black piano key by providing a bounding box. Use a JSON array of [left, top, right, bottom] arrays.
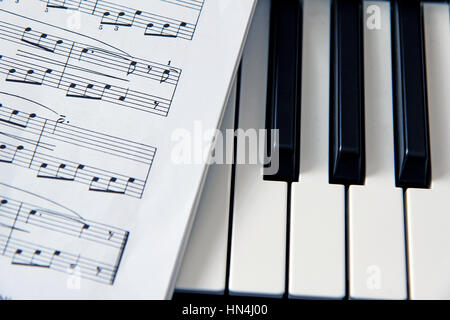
[[264, 0, 302, 182], [391, 0, 431, 189], [329, 0, 365, 185]]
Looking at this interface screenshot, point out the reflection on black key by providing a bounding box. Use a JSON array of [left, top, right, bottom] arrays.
[[264, 0, 302, 182], [329, 0, 365, 185], [391, 0, 431, 189]]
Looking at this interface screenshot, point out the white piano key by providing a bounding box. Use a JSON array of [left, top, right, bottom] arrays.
[[175, 81, 237, 294], [348, 1, 407, 300], [289, 0, 346, 299], [228, 0, 287, 297], [406, 3, 450, 300]]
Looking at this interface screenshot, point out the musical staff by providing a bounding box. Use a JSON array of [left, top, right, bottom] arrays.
[[0, 18, 181, 117], [0, 192, 129, 285], [0, 55, 171, 115], [0, 101, 156, 198], [10, 23, 182, 84], [40, 0, 204, 40], [162, 0, 205, 12]]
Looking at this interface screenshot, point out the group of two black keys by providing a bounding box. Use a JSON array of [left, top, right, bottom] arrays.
[[264, 0, 444, 189]]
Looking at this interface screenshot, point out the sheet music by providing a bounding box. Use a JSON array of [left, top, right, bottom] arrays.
[[0, 0, 255, 299]]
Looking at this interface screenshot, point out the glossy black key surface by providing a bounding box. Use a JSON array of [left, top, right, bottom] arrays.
[[391, 0, 431, 189], [329, 0, 365, 185], [264, 0, 302, 182]]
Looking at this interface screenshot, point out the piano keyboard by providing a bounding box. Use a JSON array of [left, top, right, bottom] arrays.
[[176, 0, 450, 300]]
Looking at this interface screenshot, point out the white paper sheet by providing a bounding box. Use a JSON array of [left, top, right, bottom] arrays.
[[0, 0, 256, 299]]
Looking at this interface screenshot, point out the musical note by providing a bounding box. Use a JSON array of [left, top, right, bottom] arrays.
[[82, 83, 97, 99], [118, 88, 129, 102], [127, 61, 137, 76], [0, 108, 37, 128], [0, 144, 25, 164], [11, 249, 48, 268], [144, 21, 188, 38], [11, 249, 23, 263], [74, 164, 85, 178], [69, 254, 80, 269], [88, 175, 137, 195], [6, 68, 39, 85], [100, 10, 142, 28], [66, 82, 104, 100], [107, 177, 118, 190], [25, 210, 37, 223], [79, 223, 90, 237], [36, 163, 49, 177], [78, 47, 92, 61], [49, 250, 61, 267], [30, 249, 47, 267], [160, 69, 170, 83], [21, 27, 64, 53]]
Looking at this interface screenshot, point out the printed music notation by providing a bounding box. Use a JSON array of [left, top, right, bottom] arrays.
[[39, 0, 205, 40], [0, 97, 156, 198], [0, 15, 181, 117], [0, 189, 129, 285]]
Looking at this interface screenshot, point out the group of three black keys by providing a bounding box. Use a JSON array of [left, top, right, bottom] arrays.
[[263, 0, 447, 190]]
